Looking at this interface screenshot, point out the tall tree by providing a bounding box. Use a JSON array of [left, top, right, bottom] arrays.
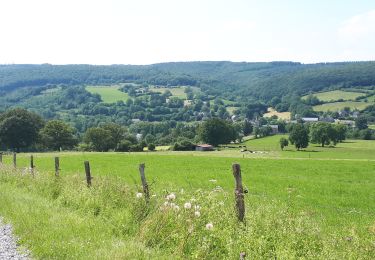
[[0, 108, 44, 151], [40, 120, 77, 150], [198, 118, 237, 146], [288, 123, 309, 150], [310, 122, 337, 147], [84, 127, 113, 152]]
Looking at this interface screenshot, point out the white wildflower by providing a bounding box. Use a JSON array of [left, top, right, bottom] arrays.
[[194, 205, 201, 210], [174, 205, 180, 211], [163, 201, 169, 207], [166, 193, 176, 200], [194, 211, 201, 217], [205, 223, 214, 230], [184, 202, 192, 209], [209, 179, 217, 182], [136, 193, 143, 198]]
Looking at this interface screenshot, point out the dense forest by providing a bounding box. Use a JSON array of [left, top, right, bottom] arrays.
[[0, 61, 375, 151], [1, 61, 375, 102]]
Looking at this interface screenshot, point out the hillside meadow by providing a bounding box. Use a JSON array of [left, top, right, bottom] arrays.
[[86, 85, 129, 103], [0, 136, 374, 259], [302, 90, 364, 102]]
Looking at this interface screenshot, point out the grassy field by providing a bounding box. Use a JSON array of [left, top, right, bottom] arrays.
[[313, 101, 370, 112], [149, 86, 200, 99], [263, 107, 291, 120], [302, 90, 364, 102], [86, 85, 129, 103], [1, 137, 375, 259]]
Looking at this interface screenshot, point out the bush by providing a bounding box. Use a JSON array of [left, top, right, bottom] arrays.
[[117, 140, 132, 152], [173, 139, 195, 151], [147, 143, 156, 151]]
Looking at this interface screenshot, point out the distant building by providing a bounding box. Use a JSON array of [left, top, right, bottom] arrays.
[[195, 144, 214, 151], [335, 119, 355, 127], [184, 100, 193, 107], [320, 117, 335, 123], [302, 117, 319, 123], [131, 119, 141, 123], [269, 125, 279, 134]]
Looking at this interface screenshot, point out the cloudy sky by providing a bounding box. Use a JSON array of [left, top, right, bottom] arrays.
[[0, 0, 374, 64]]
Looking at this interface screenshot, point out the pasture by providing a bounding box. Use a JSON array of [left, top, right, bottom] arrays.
[[313, 101, 370, 112], [149, 86, 200, 99], [302, 90, 364, 102], [263, 107, 291, 120], [0, 137, 375, 259], [86, 85, 129, 103]]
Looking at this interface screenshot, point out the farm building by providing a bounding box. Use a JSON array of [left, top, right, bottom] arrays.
[[195, 144, 214, 151], [302, 117, 319, 123], [269, 125, 279, 134]]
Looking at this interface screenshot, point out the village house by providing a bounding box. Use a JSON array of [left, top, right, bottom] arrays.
[[195, 144, 214, 151]]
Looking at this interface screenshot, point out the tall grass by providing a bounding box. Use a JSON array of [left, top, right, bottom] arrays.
[[1, 164, 374, 259]]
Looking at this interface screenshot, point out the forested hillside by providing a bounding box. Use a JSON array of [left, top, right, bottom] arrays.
[[1, 61, 375, 102]]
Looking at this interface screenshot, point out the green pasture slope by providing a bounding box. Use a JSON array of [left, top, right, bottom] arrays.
[[86, 85, 129, 103], [313, 101, 370, 112], [302, 90, 364, 102], [0, 138, 375, 258]]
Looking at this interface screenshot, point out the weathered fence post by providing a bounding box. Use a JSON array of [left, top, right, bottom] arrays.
[[55, 157, 60, 177], [13, 152, 17, 168], [232, 163, 245, 222], [84, 161, 92, 187], [139, 163, 150, 200], [0, 152, 3, 164], [30, 155, 34, 176]]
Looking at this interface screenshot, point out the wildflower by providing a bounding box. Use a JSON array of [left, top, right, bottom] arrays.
[[184, 202, 192, 209], [166, 193, 176, 200], [194, 211, 201, 217], [180, 188, 184, 194], [174, 205, 180, 211], [151, 194, 157, 198], [209, 179, 217, 182], [194, 205, 201, 210], [169, 202, 176, 208], [205, 223, 214, 230], [136, 193, 143, 198], [163, 201, 169, 207]]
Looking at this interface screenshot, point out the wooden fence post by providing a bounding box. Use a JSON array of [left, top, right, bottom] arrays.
[[0, 152, 2, 164], [232, 163, 245, 222], [84, 161, 92, 187], [13, 152, 17, 168], [139, 163, 150, 200], [30, 155, 34, 175], [55, 157, 60, 177]]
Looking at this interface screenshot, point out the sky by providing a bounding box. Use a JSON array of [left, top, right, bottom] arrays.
[[0, 0, 374, 65]]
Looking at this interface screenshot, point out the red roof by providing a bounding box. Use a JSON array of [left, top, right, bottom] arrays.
[[196, 144, 213, 148]]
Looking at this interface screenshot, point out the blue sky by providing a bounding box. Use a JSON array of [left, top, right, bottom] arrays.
[[0, 0, 374, 64]]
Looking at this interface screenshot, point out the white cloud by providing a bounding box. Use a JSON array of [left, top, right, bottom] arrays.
[[337, 9, 375, 61]]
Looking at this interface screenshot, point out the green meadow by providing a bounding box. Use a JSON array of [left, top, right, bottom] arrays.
[[303, 90, 364, 102], [86, 85, 129, 103], [1, 136, 375, 259], [313, 101, 370, 112]]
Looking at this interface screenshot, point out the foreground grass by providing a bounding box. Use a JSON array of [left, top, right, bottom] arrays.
[[0, 150, 375, 259]]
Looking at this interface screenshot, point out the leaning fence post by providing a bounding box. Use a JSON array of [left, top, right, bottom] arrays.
[[55, 157, 60, 177], [139, 163, 150, 200], [13, 152, 17, 168], [232, 163, 245, 222], [30, 155, 34, 176], [84, 161, 92, 187]]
